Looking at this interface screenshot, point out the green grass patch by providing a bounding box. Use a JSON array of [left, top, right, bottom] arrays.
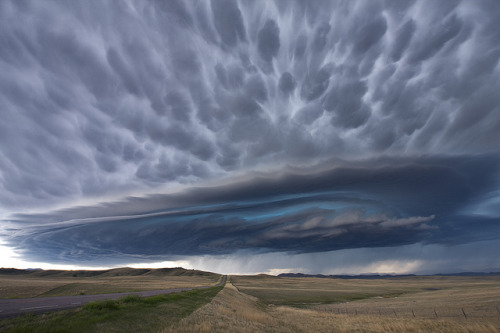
[[233, 286, 407, 308], [0, 286, 223, 333], [83, 299, 120, 311], [121, 294, 141, 303]]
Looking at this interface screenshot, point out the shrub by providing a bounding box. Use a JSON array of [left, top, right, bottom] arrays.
[[84, 299, 120, 311], [143, 295, 168, 305], [121, 294, 142, 303]]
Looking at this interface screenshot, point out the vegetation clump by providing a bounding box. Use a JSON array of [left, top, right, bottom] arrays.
[[83, 299, 120, 311]]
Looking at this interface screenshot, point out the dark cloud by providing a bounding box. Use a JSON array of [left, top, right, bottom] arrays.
[[257, 19, 280, 62], [313, 22, 331, 51], [244, 75, 268, 102], [300, 64, 332, 101], [162, 90, 192, 122], [4, 155, 500, 264], [409, 14, 463, 63], [1, 1, 500, 271], [293, 104, 323, 125], [211, 0, 246, 47], [278, 72, 296, 94], [353, 16, 387, 55], [153, 0, 193, 28], [324, 79, 371, 129], [293, 33, 307, 60], [107, 48, 142, 97], [390, 19, 416, 62]]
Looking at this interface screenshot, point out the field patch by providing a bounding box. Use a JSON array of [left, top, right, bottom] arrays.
[[163, 277, 500, 332], [0, 268, 220, 299], [0, 286, 224, 333], [223, 275, 500, 332]]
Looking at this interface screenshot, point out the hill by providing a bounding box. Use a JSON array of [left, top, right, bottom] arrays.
[[278, 271, 500, 279], [0, 267, 219, 278]]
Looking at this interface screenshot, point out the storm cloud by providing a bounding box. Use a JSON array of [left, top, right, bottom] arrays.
[[1, 1, 500, 272], [4, 154, 500, 267]]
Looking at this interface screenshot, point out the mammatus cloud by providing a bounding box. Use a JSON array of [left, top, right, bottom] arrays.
[[1, 1, 500, 272], [1, 0, 500, 209]]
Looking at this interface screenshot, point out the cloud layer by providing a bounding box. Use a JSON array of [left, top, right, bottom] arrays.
[[1, 0, 500, 210], [5, 154, 500, 266], [1, 1, 500, 271]]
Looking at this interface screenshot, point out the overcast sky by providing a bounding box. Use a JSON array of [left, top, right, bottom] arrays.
[[1, 0, 499, 275]]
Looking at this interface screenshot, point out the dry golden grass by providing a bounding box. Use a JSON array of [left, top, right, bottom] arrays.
[[271, 306, 500, 333], [311, 278, 500, 321], [163, 275, 500, 332], [162, 281, 288, 333], [0, 274, 220, 298], [230, 274, 500, 306]]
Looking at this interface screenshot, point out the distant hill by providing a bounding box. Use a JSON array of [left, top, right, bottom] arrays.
[[278, 273, 416, 279], [0, 267, 219, 278], [434, 271, 500, 277], [278, 271, 500, 279]]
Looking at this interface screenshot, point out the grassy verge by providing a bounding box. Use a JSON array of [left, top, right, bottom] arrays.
[[0, 286, 223, 333]]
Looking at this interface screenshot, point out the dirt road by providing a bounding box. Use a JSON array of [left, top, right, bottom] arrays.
[[0, 275, 226, 319]]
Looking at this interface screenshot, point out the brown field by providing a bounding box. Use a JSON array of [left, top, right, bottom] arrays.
[[164, 275, 500, 332], [2, 268, 500, 332], [0, 267, 220, 299]]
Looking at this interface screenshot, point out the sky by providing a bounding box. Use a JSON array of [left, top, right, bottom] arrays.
[[1, 0, 500, 275]]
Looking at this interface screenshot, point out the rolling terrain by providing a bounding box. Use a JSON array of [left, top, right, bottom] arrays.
[[166, 274, 500, 332], [2, 268, 500, 332], [0, 268, 225, 332], [0, 267, 220, 299]]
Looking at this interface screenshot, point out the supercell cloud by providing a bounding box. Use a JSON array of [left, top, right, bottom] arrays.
[[1, 0, 500, 273]]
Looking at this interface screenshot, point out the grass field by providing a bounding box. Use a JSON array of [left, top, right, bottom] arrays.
[[165, 275, 500, 332], [2, 268, 499, 332], [0, 267, 220, 299], [0, 286, 224, 333], [230, 274, 500, 308]]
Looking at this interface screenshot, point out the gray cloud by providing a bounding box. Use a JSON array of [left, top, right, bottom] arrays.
[[278, 72, 296, 94], [187, 240, 500, 275], [1, 1, 500, 271], [353, 15, 387, 55], [324, 78, 371, 129], [408, 14, 463, 64], [391, 19, 416, 62], [211, 0, 246, 47], [4, 154, 500, 265], [300, 64, 332, 101], [257, 19, 280, 62]]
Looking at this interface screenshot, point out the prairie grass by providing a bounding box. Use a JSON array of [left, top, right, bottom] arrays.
[[163, 281, 286, 333], [311, 281, 500, 321], [0, 274, 219, 299], [271, 306, 500, 332], [165, 275, 500, 332]]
